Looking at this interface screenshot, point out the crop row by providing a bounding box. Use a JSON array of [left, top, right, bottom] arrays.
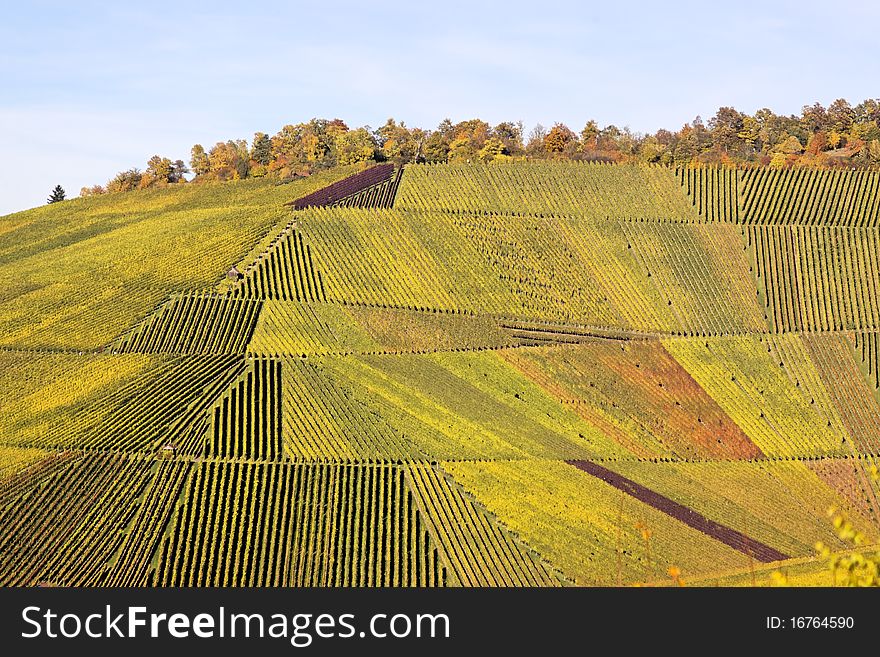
[[618, 221, 765, 334], [802, 334, 880, 453], [605, 459, 879, 558], [105, 460, 192, 586], [749, 225, 880, 331], [741, 168, 880, 225], [231, 229, 326, 302], [208, 358, 284, 461], [281, 358, 416, 461], [29, 354, 245, 453], [0, 172, 363, 352], [114, 294, 262, 354], [0, 453, 154, 586], [570, 459, 789, 562], [153, 462, 446, 587], [444, 459, 751, 585], [405, 463, 558, 586], [0, 446, 50, 481], [320, 352, 628, 461], [852, 331, 879, 390], [395, 162, 699, 220], [764, 335, 851, 440], [298, 207, 766, 332], [677, 167, 740, 223], [288, 164, 396, 210], [502, 341, 762, 460], [0, 451, 79, 508], [246, 300, 515, 357], [663, 336, 849, 458], [330, 167, 402, 209]]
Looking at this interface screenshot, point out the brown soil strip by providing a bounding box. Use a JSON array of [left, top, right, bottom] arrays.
[[567, 459, 789, 563]]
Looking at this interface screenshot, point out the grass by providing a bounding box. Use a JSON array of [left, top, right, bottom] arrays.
[[0, 168, 357, 350]]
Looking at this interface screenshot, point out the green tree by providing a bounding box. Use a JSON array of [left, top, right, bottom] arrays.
[[47, 185, 65, 203], [251, 132, 272, 165], [423, 130, 450, 163]]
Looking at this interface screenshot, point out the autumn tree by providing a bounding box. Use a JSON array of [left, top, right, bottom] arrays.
[[145, 155, 174, 185], [806, 131, 828, 156], [106, 169, 143, 193], [376, 119, 425, 163], [335, 127, 378, 165], [525, 124, 548, 157], [190, 144, 210, 176], [79, 185, 105, 197], [208, 140, 249, 180], [477, 137, 507, 162], [800, 102, 828, 134], [47, 185, 65, 203], [580, 120, 599, 151], [827, 98, 854, 134], [777, 135, 804, 154], [423, 132, 449, 162], [708, 107, 745, 154], [544, 123, 576, 154], [491, 121, 524, 155]]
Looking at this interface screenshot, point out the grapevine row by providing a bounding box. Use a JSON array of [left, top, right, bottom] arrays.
[[287, 164, 397, 209], [330, 168, 403, 209], [395, 161, 699, 220], [0, 453, 154, 586], [281, 358, 416, 461], [35, 354, 245, 452], [741, 168, 880, 225], [153, 462, 445, 586], [677, 167, 739, 222], [105, 459, 192, 586], [748, 225, 880, 331], [231, 229, 326, 301], [114, 294, 262, 354], [852, 331, 880, 390], [208, 358, 284, 461], [405, 463, 558, 586]]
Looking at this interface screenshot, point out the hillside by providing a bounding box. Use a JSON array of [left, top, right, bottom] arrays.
[[1, 162, 879, 587]]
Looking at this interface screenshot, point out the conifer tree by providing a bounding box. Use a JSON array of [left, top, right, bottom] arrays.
[[47, 185, 65, 203]]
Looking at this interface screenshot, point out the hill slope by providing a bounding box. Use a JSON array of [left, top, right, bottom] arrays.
[[1, 161, 878, 587]]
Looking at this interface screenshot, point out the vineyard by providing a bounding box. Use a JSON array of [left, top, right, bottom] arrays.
[[2, 161, 880, 587]]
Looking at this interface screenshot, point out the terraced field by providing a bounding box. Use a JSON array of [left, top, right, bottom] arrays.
[[2, 161, 879, 587]]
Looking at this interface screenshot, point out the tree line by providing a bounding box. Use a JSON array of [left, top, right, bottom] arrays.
[[81, 98, 880, 197]]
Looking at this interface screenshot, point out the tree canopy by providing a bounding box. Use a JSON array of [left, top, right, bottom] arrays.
[[85, 98, 880, 197]]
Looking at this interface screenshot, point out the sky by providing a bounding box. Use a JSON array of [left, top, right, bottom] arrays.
[[1, 0, 879, 215]]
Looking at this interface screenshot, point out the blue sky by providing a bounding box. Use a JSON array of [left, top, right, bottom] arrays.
[[1, 0, 879, 215]]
